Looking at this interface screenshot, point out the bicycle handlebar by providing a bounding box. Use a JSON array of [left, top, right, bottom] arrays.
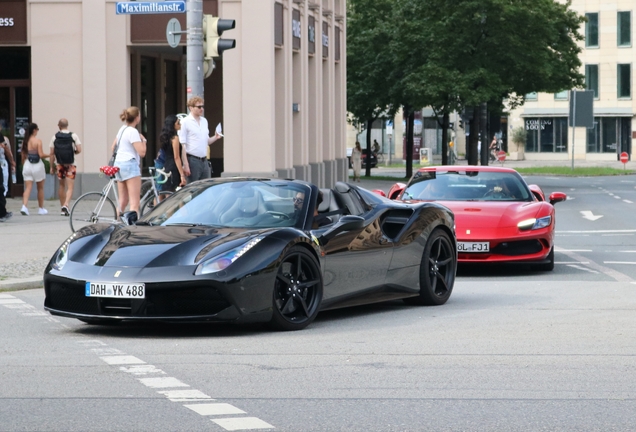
[[148, 167, 172, 185]]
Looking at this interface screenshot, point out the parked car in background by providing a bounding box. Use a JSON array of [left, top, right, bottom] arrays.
[[377, 166, 567, 271], [347, 148, 377, 168]]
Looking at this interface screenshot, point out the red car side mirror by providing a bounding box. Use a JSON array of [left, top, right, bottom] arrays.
[[549, 192, 567, 205], [388, 183, 406, 200]]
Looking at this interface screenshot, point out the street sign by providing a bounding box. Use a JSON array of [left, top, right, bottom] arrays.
[[568, 90, 594, 128], [116, 1, 185, 15], [620, 151, 629, 164], [496, 150, 506, 163], [166, 18, 182, 48]]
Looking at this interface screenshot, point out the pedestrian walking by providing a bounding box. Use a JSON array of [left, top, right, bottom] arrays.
[[351, 141, 362, 182], [178, 96, 222, 183], [111, 107, 146, 217], [49, 118, 82, 216], [159, 114, 186, 193], [0, 133, 16, 197], [21, 123, 49, 216], [0, 160, 12, 222]]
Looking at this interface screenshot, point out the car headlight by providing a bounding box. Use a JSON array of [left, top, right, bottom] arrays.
[[52, 235, 75, 270], [517, 215, 551, 231], [195, 237, 263, 275]]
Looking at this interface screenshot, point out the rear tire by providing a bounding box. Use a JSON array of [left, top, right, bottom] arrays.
[[406, 229, 456, 306], [533, 246, 554, 271], [70, 192, 117, 232]]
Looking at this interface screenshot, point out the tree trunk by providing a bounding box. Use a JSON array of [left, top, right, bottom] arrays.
[[405, 108, 415, 179], [441, 111, 449, 165], [468, 106, 479, 165], [479, 102, 489, 166], [365, 118, 373, 178]]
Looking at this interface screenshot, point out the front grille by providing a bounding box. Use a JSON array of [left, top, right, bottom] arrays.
[[46, 282, 100, 314], [46, 279, 231, 318], [144, 284, 231, 317], [491, 240, 543, 256]]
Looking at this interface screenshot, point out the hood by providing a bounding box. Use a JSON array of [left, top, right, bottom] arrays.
[[69, 224, 271, 268], [430, 200, 545, 240]]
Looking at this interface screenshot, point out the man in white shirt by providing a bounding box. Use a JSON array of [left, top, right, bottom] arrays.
[[49, 118, 82, 216], [178, 96, 222, 183]]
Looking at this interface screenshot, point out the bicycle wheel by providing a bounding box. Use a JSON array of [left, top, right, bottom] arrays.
[[140, 180, 153, 200], [70, 192, 117, 232], [376, 153, 385, 164], [140, 191, 173, 216]]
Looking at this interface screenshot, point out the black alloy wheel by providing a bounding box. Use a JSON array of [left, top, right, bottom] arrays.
[[270, 246, 323, 331], [407, 229, 456, 306]]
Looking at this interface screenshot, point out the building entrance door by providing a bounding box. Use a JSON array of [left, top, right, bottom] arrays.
[[0, 83, 31, 197]]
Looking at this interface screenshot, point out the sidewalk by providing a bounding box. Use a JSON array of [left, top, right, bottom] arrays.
[[1, 158, 633, 292]]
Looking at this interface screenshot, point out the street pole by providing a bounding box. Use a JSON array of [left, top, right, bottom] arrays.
[[571, 90, 576, 170], [187, 0, 204, 98]]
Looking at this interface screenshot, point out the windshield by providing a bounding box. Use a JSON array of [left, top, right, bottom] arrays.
[[141, 180, 311, 228], [403, 170, 532, 202]]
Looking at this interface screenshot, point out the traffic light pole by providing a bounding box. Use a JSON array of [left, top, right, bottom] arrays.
[[187, 0, 204, 98]]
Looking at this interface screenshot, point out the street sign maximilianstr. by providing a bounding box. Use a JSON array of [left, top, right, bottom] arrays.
[[116, 1, 186, 15]]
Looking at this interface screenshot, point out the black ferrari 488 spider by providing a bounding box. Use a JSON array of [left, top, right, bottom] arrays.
[[44, 178, 457, 330]]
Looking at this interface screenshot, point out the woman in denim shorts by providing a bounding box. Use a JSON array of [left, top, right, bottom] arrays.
[[111, 107, 146, 216]]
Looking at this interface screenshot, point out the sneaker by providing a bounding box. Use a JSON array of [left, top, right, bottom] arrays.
[[61, 206, 70, 216], [20, 205, 29, 216], [0, 212, 12, 222], [38, 208, 48, 215]]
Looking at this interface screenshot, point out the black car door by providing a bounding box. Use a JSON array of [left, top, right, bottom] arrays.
[[314, 183, 393, 304]]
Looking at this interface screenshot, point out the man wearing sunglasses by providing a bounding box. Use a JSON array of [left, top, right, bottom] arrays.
[[178, 96, 223, 183]]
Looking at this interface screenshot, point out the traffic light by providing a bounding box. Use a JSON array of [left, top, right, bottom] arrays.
[[203, 15, 236, 59]]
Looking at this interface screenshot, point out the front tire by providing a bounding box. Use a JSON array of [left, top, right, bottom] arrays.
[[70, 192, 117, 232], [407, 229, 456, 306], [270, 246, 323, 331], [533, 246, 554, 271]]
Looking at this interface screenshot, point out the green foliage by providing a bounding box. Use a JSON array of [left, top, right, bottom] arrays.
[[511, 127, 527, 148]]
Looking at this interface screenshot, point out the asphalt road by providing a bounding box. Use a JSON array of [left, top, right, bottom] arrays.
[[1, 175, 636, 431]]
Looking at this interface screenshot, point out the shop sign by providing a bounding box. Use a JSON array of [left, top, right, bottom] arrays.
[[525, 119, 552, 131], [116, 1, 186, 15], [0, 18, 15, 27]]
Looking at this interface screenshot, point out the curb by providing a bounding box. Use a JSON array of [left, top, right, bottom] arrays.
[[0, 277, 44, 292]]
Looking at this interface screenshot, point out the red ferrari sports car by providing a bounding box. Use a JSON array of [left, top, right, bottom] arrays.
[[380, 166, 566, 270]]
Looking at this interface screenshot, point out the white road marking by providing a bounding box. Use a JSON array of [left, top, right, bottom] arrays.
[[138, 377, 189, 388], [120, 365, 166, 375], [92, 348, 125, 356], [580, 210, 603, 221], [212, 417, 275, 431], [555, 248, 591, 252], [158, 389, 214, 402], [619, 250, 636, 253], [0, 294, 16, 299], [100, 355, 145, 365], [77, 340, 107, 347], [557, 229, 636, 234], [614, 196, 621, 199], [0, 298, 25, 304], [624, 200, 633, 203], [602, 234, 634, 237], [604, 261, 636, 265], [556, 261, 590, 264], [185, 403, 246, 416], [567, 264, 599, 273], [3, 303, 33, 309]]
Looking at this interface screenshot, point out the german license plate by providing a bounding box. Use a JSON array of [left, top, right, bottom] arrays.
[[85, 282, 145, 299], [458, 242, 490, 252]]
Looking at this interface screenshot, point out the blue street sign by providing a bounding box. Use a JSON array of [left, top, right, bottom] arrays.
[[116, 1, 186, 15]]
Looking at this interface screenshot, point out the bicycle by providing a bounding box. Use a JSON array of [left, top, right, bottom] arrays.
[[69, 166, 171, 232], [374, 152, 385, 164]]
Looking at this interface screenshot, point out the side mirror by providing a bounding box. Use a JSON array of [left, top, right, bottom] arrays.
[[120, 211, 138, 226], [549, 192, 567, 205], [318, 215, 365, 245], [372, 189, 387, 197]]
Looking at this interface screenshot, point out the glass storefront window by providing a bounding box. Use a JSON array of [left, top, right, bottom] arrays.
[[524, 117, 568, 153], [587, 117, 632, 153]]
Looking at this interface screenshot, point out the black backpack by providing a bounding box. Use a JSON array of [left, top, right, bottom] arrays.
[[54, 132, 75, 165]]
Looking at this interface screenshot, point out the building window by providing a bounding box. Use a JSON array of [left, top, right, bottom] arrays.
[[617, 64, 631, 98], [587, 117, 632, 153], [524, 117, 568, 153], [586, 13, 599, 47], [525, 92, 538, 101], [585, 64, 599, 99], [618, 11, 631, 46], [554, 90, 569, 100]]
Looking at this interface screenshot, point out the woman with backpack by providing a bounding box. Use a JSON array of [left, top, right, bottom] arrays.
[[21, 123, 49, 216]]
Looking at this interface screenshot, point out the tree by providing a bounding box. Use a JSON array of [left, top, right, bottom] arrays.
[[347, 0, 396, 178], [388, 0, 585, 166]]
